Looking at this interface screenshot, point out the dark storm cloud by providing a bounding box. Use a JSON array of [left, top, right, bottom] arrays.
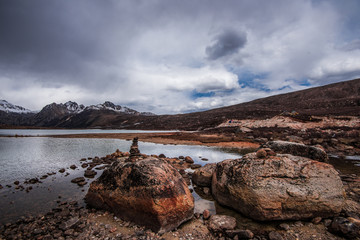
[[205, 30, 247, 60], [0, 0, 126, 87]]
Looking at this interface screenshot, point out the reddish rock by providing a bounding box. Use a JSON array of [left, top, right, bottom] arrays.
[[85, 157, 194, 233], [203, 209, 211, 220], [256, 148, 267, 158], [184, 156, 194, 163], [192, 163, 216, 187], [212, 153, 344, 221]]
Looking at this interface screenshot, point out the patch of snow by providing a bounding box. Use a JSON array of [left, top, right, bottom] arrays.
[[0, 100, 33, 114]]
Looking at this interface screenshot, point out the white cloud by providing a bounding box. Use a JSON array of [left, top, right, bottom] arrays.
[[1, 0, 360, 114]]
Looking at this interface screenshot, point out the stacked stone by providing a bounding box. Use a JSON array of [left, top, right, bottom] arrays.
[[128, 137, 140, 162]]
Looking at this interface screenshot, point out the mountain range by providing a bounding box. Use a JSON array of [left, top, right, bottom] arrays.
[[1, 78, 360, 130], [0, 101, 154, 127]]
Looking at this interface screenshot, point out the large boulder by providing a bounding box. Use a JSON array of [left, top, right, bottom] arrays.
[[85, 157, 194, 233], [262, 140, 328, 162], [212, 153, 344, 221], [192, 163, 216, 187]]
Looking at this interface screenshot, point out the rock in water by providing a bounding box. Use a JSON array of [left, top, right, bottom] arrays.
[[262, 140, 328, 162], [212, 152, 344, 221], [85, 157, 194, 233]]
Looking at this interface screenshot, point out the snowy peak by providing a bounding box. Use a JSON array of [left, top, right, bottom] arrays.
[[64, 101, 85, 113], [0, 100, 32, 114], [86, 101, 139, 114], [39, 101, 149, 115]]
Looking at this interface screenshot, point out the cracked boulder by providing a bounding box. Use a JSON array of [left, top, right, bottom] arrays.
[[212, 152, 344, 221], [85, 157, 194, 233]]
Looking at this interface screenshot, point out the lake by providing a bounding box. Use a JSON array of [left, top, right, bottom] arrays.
[[0, 129, 177, 137]]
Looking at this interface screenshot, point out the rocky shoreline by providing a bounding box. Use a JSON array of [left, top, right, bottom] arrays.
[[0, 138, 359, 239]]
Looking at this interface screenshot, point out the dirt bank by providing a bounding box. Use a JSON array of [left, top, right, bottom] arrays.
[[46, 132, 260, 150]]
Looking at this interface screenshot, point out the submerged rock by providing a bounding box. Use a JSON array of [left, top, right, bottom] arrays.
[[262, 140, 328, 162], [85, 157, 194, 233], [212, 152, 344, 221]]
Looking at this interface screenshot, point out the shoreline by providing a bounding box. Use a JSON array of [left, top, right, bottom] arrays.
[[37, 132, 261, 150]]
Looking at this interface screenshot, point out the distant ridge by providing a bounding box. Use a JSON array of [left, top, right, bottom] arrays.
[[1, 78, 359, 130]]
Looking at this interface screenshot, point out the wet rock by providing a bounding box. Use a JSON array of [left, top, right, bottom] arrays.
[[212, 153, 344, 221], [203, 209, 211, 220], [71, 177, 85, 183], [70, 164, 77, 170], [190, 164, 202, 169], [185, 156, 194, 163], [0, 184, 2, 189], [84, 170, 97, 178], [201, 158, 208, 161], [28, 178, 40, 184], [207, 215, 236, 233], [85, 157, 194, 234], [59, 168, 65, 173], [158, 153, 166, 158], [13, 181, 20, 185], [40, 175, 48, 179], [192, 163, 216, 187], [262, 140, 328, 162], [81, 163, 88, 168]]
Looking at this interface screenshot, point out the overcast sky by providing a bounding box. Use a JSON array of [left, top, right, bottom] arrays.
[[1, 0, 360, 114]]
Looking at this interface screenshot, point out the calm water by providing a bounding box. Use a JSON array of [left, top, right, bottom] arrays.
[[0, 132, 240, 224], [0, 129, 359, 224], [0, 129, 177, 136]]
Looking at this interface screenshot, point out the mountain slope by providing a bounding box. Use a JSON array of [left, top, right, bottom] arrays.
[[31, 101, 154, 127]]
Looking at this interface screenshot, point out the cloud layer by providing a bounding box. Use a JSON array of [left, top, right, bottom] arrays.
[[0, 0, 360, 113]]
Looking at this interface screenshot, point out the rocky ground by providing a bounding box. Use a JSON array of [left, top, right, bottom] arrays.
[[0, 144, 359, 240], [0, 120, 360, 239]]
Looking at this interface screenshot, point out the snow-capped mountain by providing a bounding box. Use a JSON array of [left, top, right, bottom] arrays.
[[64, 101, 86, 113], [86, 101, 139, 114], [0, 100, 33, 114], [0, 100, 155, 127]]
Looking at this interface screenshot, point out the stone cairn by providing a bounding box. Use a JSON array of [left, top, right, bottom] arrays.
[[128, 137, 141, 162]]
